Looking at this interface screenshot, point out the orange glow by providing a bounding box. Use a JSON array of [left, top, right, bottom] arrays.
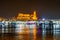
[[32, 11, 37, 20], [33, 26, 37, 36], [0, 17, 4, 21], [33, 26, 37, 40], [17, 11, 37, 20], [0, 18, 2, 21], [24, 26, 30, 34], [18, 13, 23, 16]]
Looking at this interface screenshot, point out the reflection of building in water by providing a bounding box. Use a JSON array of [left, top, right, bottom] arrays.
[[0, 10, 60, 36], [17, 11, 37, 21], [37, 20, 60, 35], [15, 21, 26, 34], [0, 19, 60, 35], [15, 21, 36, 34], [1, 21, 16, 33]]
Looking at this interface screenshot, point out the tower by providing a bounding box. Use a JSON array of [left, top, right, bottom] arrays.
[[17, 11, 37, 21], [32, 11, 37, 20]]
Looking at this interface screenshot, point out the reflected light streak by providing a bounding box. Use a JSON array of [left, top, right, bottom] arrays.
[[33, 26, 37, 40]]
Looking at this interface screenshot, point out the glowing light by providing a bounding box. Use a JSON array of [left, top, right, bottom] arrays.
[[32, 11, 37, 20], [16, 21, 25, 34], [0, 17, 3, 21], [33, 26, 37, 34], [24, 26, 30, 34], [42, 18, 45, 20], [33, 26, 37, 39], [17, 11, 37, 20], [28, 21, 36, 24]]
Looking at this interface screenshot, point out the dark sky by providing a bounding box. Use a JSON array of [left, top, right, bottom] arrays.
[[0, 0, 60, 19]]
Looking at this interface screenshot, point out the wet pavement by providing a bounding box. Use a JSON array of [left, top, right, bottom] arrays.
[[0, 33, 60, 40]]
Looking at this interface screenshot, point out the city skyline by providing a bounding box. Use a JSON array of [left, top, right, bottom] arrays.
[[0, 0, 60, 19]]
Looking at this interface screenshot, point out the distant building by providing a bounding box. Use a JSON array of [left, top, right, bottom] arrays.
[[17, 11, 37, 21]]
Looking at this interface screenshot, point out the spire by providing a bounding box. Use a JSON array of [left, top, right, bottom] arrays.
[[32, 10, 37, 20], [34, 10, 36, 15]]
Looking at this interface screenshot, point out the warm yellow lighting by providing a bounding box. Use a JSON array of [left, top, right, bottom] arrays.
[[0, 17, 4, 21], [17, 11, 37, 20], [0, 18, 2, 21], [24, 26, 30, 34], [33, 26, 37, 36], [18, 13, 23, 17], [33, 26, 37, 40], [32, 11, 37, 20]]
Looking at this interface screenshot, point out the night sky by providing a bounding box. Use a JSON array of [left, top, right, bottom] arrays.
[[0, 0, 60, 19]]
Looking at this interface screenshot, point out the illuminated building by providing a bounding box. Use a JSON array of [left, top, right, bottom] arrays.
[[17, 11, 37, 21], [0, 17, 4, 21], [0, 11, 60, 35]]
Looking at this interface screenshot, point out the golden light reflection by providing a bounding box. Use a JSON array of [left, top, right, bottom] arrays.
[[33, 26, 37, 40], [24, 26, 30, 34]]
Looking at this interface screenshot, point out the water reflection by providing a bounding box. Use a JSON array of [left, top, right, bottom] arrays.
[[0, 32, 60, 40], [0, 21, 60, 40]]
